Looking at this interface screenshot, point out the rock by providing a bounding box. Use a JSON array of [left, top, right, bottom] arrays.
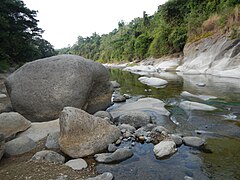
[[108, 144, 117, 152], [86, 172, 113, 180], [59, 107, 121, 158], [138, 77, 168, 88], [0, 103, 12, 113], [65, 158, 87, 170], [94, 148, 133, 163], [183, 136, 205, 147], [118, 111, 151, 129], [45, 132, 60, 149], [134, 124, 156, 137], [0, 134, 5, 160], [110, 81, 120, 88], [119, 124, 136, 134], [152, 126, 169, 134], [179, 101, 217, 111], [196, 83, 206, 87], [113, 95, 126, 103], [0, 93, 7, 98], [177, 34, 240, 79], [5, 136, 36, 156], [0, 112, 31, 141], [94, 111, 113, 122], [5, 55, 112, 122], [181, 91, 217, 101], [17, 119, 59, 143], [56, 174, 68, 180], [123, 65, 157, 75], [153, 140, 177, 158], [110, 98, 170, 119], [184, 176, 194, 180], [123, 94, 131, 99], [31, 150, 65, 164], [170, 134, 183, 147]]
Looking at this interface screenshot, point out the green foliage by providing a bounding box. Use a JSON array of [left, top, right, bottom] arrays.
[[0, 0, 56, 69], [59, 0, 240, 63]]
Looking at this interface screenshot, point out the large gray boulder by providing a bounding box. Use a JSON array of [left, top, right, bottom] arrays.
[[0, 112, 31, 141], [5, 55, 113, 122], [153, 140, 177, 159], [59, 107, 121, 158]]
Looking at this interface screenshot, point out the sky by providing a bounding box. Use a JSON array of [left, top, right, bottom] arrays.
[[23, 0, 168, 49]]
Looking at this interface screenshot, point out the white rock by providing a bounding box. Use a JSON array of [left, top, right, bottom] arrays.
[[124, 65, 156, 74], [86, 172, 113, 180], [65, 158, 88, 170], [181, 91, 217, 101], [138, 77, 168, 87], [179, 101, 217, 111], [0, 94, 7, 98], [153, 140, 177, 158]]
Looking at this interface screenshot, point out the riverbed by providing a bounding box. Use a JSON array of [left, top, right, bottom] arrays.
[[97, 69, 240, 180]]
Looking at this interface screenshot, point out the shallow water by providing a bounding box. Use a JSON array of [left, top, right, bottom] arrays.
[[99, 69, 240, 180]]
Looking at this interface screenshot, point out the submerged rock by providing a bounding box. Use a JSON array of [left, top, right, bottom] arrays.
[[181, 91, 217, 101], [59, 107, 121, 158], [31, 150, 65, 164], [94, 148, 133, 163], [0, 112, 31, 141], [5, 55, 112, 122], [153, 140, 177, 159], [179, 101, 217, 111]]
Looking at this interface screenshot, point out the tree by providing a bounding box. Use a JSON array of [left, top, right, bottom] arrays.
[[0, 0, 55, 71]]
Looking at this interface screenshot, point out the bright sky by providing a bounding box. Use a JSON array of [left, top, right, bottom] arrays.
[[23, 0, 167, 49]]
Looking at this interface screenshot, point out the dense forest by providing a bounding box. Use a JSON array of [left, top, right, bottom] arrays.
[[59, 0, 240, 63], [0, 0, 56, 72]]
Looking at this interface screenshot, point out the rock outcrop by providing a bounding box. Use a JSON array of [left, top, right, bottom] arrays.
[[5, 55, 113, 122], [177, 34, 240, 79], [59, 107, 121, 158]]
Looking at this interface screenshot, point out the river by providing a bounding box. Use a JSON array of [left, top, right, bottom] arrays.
[[96, 68, 240, 180]]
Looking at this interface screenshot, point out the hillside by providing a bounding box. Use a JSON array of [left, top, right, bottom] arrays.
[[59, 0, 240, 63]]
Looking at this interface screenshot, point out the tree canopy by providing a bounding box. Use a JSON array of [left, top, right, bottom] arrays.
[[0, 0, 56, 71], [60, 0, 239, 63]]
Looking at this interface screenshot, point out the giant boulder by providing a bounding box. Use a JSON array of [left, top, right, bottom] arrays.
[[5, 55, 113, 122], [59, 107, 121, 158]]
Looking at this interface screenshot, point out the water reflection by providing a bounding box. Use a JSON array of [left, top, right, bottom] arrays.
[[106, 69, 240, 179]]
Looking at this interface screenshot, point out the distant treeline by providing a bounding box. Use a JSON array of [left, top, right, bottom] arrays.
[[0, 0, 56, 72], [58, 0, 239, 63]]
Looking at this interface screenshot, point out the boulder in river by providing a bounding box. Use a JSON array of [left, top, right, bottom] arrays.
[[183, 136, 205, 147], [94, 148, 133, 163], [179, 101, 217, 111], [153, 140, 177, 159], [118, 111, 151, 129], [5, 55, 112, 122], [0, 112, 31, 141], [138, 77, 168, 88], [59, 107, 121, 158]]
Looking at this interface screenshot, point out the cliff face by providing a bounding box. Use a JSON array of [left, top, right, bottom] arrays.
[[177, 34, 240, 78]]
